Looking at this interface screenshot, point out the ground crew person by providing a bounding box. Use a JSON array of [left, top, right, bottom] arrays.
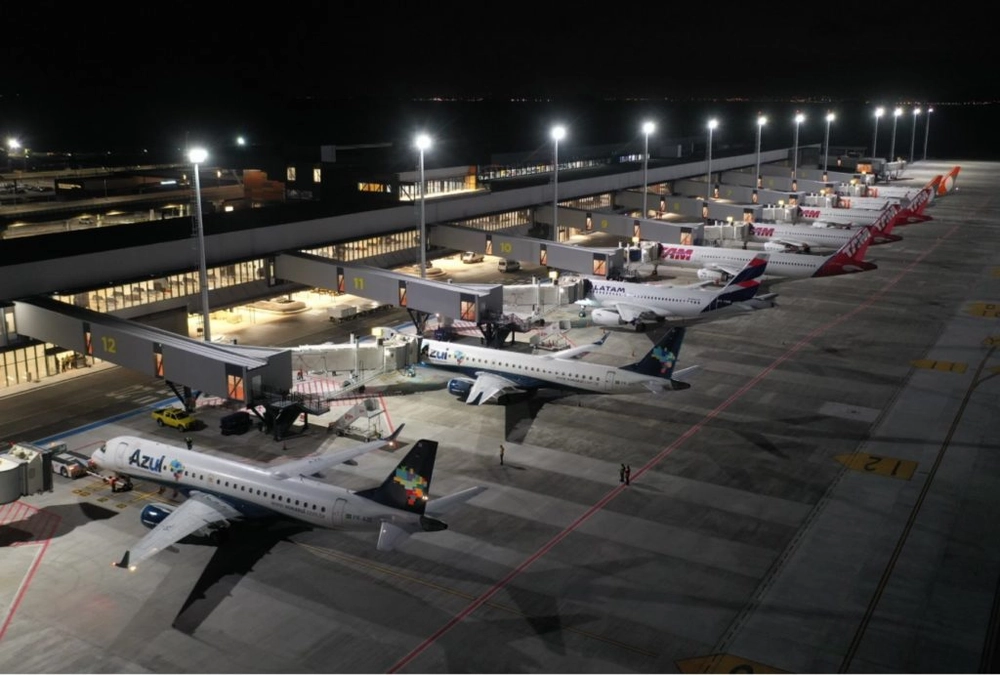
[[185, 437, 193, 450]]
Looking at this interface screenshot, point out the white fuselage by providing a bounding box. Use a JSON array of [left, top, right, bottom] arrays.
[[585, 278, 723, 315], [421, 339, 669, 394], [796, 205, 886, 225], [749, 222, 857, 250], [93, 436, 419, 531], [657, 244, 829, 279]]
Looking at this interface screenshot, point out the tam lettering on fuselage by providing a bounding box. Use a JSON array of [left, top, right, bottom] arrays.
[[752, 226, 775, 237], [128, 448, 167, 473], [660, 247, 694, 261], [800, 208, 822, 219]]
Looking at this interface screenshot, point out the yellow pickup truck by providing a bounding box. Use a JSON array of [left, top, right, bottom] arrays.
[[151, 407, 198, 431]]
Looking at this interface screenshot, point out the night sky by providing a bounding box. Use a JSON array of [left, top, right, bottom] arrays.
[[1, 1, 991, 153]]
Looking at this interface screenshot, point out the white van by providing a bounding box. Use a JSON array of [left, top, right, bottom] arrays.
[[498, 259, 520, 272]]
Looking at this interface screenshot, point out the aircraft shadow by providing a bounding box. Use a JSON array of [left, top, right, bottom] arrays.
[[0, 500, 117, 547], [171, 517, 312, 635]]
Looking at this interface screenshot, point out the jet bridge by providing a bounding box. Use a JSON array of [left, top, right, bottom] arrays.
[[534, 204, 705, 248], [273, 252, 515, 346], [430, 221, 629, 279], [13, 296, 292, 408]]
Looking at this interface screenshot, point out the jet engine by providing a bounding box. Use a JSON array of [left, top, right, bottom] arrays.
[[447, 378, 474, 399], [696, 268, 727, 285], [591, 309, 646, 331], [590, 308, 628, 327]]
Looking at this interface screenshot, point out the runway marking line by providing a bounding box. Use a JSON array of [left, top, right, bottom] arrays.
[[388, 222, 961, 674]]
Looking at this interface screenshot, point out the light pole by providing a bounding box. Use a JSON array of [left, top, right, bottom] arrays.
[[909, 108, 921, 163], [824, 112, 835, 178], [706, 118, 718, 200], [872, 107, 884, 159], [415, 133, 431, 279], [923, 107, 934, 160], [889, 107, 903, 161], [641, 121, 655, 218], [6, 138, 21, 203], [755, 115, 767, 189], [551, 125, 566, 242], [792, 112, 805, 180], [188, 147, 211, 342]]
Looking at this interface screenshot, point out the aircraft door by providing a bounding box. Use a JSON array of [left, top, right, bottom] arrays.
[[114, 440, 132, 466], [331, 498, 347, 527], [604, 370, 616, 391]]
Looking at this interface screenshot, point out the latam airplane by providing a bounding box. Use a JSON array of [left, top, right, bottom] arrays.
[[799, 185, 933, 226], [654, 224, 877, 284], [90, 425, 486, 570], [379, 326, 695, 405], [749, 201, 902, 253], [575, 252, 777, 330]]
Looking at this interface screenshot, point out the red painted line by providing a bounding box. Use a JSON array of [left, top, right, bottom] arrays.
[[387, 226, 958, 673], [0, 501, 61, 643], [379, 394, 394, 435]]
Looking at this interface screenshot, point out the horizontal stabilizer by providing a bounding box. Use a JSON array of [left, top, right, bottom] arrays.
[[376, 521, 412, 551], [426, 485, 487, 517]]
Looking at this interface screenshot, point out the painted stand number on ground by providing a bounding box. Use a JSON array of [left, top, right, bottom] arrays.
[[835, 453, 918, 480]]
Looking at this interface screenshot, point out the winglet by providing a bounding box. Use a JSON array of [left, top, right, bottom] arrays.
[[114, 551, 131, 570]]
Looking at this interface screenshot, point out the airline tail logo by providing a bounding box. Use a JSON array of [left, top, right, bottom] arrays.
[[651, 347, 677, 374], [392, 466, 429, 506], [842, 227, 872, 260]]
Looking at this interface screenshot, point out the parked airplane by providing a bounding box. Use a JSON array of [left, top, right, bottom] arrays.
[[654, 224, 877, 283], [749, 202, 901, 253], [799, 185, 933, 226], [575, 253, 777, 329], [379, 326, 695, 405], [90, 425, 486, 570]]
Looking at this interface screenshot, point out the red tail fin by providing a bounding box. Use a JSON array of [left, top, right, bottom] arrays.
[[871, 204, 903, 242], [939, 165, 961, 195], [814, 226, 877, 277], [896, 186, 935, 223]]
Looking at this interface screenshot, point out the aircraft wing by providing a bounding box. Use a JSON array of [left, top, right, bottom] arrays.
[[115, 491, 242, 570], [610, 302, 663, 324], [466, 371, 523, 405], [267, 424, 405, 479], [548, 332, 610, 360], [772, 238, 812, 252]]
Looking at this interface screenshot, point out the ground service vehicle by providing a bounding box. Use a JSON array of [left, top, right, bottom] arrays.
[[461, 251, 484, 264], [51, 450, 89, 479], [151, 407, 198, 431], [498, 259, 520, 272]]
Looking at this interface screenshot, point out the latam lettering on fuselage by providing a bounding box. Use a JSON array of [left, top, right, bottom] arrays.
[[661, 247, 694, 261], [592, 284, 628, 296]]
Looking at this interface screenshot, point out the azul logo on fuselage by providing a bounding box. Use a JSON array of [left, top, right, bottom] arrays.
[[128, 448, 167, 473]]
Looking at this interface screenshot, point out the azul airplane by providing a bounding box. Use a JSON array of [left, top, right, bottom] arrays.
[[90, 425, 486, 570], [576, 252, 777, 330], [380, 326, 695, 405], [749, 201, 902, 253], [655, 223, 877, 284]]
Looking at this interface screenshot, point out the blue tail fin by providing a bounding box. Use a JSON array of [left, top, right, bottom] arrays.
[[355, 439, 437, 515], [716, 253, 768, 302], [623, 327, 686, 378]]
